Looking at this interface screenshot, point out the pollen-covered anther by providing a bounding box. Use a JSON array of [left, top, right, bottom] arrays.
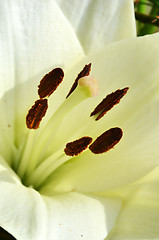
[[78, 75, 99, 97], [26, 99, 48, 129], [66, 63, 92, 98], [64, 136, 93, 156], [91, 87, 129, 120], [38, 68, 64, 98], [89, 127, 123, 154]]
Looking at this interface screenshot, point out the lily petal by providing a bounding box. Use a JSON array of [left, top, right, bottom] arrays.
[[42, 33, 159, 193], [0, 181, 121, 240], [106, 180, 159, 239], [0, 0, 84, 148], [0, 0, 84, 97], [0, 155, 20, 184], [0, 182, 47, 240], [44, 192, 121, 240], [55, 0, 136, 53]]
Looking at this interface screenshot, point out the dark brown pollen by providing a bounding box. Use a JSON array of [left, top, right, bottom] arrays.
[[38, 68, 64, 98], [90, 87, 129, 120], [64, 136, 92, 156], [26, 99, 48, 129], [66, 63, 92, 98], [89, 127, 123, 154]]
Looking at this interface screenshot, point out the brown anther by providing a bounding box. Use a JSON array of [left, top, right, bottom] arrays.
[[26, 99, 48, 129], [66, 63, 91, 98], [38, 68, 64, 98], [89, 127, 123, 154], [90, 87, 129, 120], [64, 136, 92, 156]]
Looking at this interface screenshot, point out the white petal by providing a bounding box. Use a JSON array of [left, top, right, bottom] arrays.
[[0, 183, 47, 240], [44, 192, 121, 240], [0, 156, 20, 184], [0, 0, 84, 147], [55, 0, 136, 54], [106, 181, 159, 239], [0, 181, 121, 240], [0, 96, 15, 161], [42, 33, 159, 193], [0, 0, 84, 97]]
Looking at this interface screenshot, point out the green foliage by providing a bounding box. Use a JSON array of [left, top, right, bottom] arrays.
[[135, 0, 159, 35], [150, 0, 159, 8]]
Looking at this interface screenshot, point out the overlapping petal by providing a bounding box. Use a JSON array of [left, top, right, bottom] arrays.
[[0, 0, 84, 149], [0, 155, 20, 184], [0, 181, 121, 240], [0, 0, 84, 97], [0, 182, 47, 240], [55, 0, 136, 53], [106, 178, 159, 239]]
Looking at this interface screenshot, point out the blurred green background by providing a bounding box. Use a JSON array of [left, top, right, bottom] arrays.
[[135, 0, 159, 35]]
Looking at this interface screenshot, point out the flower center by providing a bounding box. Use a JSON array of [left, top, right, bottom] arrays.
[[12, 64, 128, 191]]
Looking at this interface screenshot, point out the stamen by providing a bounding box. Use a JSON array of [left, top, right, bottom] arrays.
[[25, 81, 93, 176], [89, 127, 123, 154], [64, 136, 92, 156], [38, 68, 64, 98], [26, 99, 48, 129], [90, 87, 129, 120], [66, 63, 91, 98]]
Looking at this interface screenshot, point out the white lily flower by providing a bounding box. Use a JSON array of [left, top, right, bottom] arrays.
[[1, 1, 158, 240]]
